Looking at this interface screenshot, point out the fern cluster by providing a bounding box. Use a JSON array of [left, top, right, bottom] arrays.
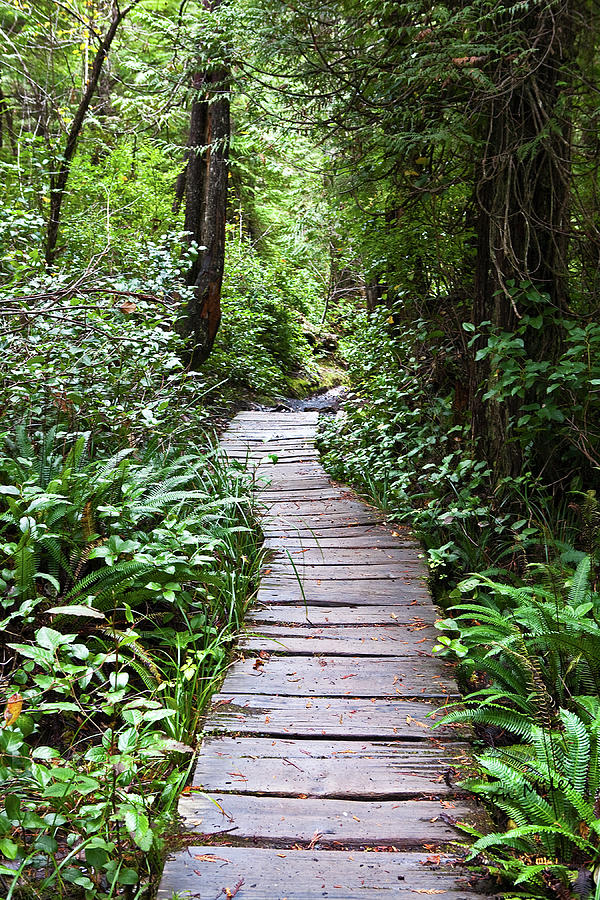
[[435, 557, 600, 895]]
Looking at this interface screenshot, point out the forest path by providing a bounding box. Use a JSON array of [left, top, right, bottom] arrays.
[[158, 411, 488, 899]]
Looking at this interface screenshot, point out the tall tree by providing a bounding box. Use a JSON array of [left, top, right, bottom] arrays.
[[178, 0, 230, 367], [244, 0, 597, 480]]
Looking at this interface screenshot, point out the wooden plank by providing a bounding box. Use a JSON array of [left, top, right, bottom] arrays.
[[193, 736, 473, 797], [249, 604, 437, 626], [224, 447, 319, 464], [264, 564, 426, 581], [263, 500, 378, 517], [240, 624, 438, 657], [247, 466, 327, 477], [262, 513, 385, 540], [269, 548, 422, 565], [204, 694, 464, 739], [222, 655, 458, 699], [261, 488, 349, 501], [223, 432, 317, 442], [257, 477, 337, 493], [257, 581, 431, 606], [231, 411, 319, 421], [178, 793, 481, 847], [263, 516, 385, 532], [158, 847, 488, 900], [263, 533, 417, 550], [221, 432, 316, 441], [244, 621, 437, 638]]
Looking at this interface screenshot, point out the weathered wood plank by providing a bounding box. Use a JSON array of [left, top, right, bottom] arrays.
[[257, 581, 431, 606], [158, 847, 487, 900], [248, 604, 438, 626], [263, 516, 384, 532], [257, 477, 337, 493], [204, 694, 463, 739], [232, 411, 319, 422], [193, 736, 473, 797], [240, 624, 437, 657], [178, 793, 481, 847], [268, 548, 422, 565], [261, 491, 350, 503], [262, 500, 380, 517], [225, 452, 321, 462], [264, 564, 426, 581], [244, 622, 437, 636], [222, 655, 458, 699], [262, 532, 417, 550]]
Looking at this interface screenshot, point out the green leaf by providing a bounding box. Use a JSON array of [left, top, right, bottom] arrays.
[[47, 604, 105, 619], [117, 867, 139, 885], [5, 795, 21, 821], [0, 838, 19, 859]]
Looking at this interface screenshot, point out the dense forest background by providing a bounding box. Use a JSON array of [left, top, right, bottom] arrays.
[[1, 0, 600, 897]]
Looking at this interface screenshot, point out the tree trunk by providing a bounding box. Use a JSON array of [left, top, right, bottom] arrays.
[[470, 0, 574, 479], [179, 61, 230, 367]]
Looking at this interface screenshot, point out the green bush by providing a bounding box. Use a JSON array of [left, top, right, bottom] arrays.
[[0, 428, 263, 898], [209, 234, 317, 394]]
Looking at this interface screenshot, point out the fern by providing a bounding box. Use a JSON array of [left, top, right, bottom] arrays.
[[569, 556, 592, 606], [438, 704, 536, 740]]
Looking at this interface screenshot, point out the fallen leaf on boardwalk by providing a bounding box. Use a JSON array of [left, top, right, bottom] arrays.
[[3, 693, 23, 728], [340, 674, 357, 679], [253, 658, 265, 671], [412, 890, 447, 894], [193, 854, 229, 862]]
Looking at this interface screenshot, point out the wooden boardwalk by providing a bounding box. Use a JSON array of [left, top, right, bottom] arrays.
[[158, 412, 488, 899]]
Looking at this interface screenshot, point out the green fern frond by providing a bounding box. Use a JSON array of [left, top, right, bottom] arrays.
[[437, 705, 536, 740]]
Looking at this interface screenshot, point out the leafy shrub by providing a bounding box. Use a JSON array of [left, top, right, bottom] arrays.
[[318, 302, 552, 584], [0, 428, 263, 898], [208, 233, 317, 395], [451, 708, 600, 895]]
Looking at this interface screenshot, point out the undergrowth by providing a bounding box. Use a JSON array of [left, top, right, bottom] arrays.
[[319, 298, 600, 898], [0, 426, 264, 898]]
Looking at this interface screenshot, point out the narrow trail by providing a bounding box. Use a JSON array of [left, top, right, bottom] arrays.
[[158, 411, 488, 899]]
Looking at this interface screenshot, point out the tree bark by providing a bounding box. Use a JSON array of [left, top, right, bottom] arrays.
[[470, 0, 574, 478], [179, 59, 230, 367]]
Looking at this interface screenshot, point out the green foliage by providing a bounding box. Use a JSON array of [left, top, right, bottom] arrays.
[[433, 556, 600, 893], [0, 428, 264, 898], [318, 301, 564, 584], [435, 555, 600, 710], [454, 707, 600, 893], [210, 232, 318, 395]]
